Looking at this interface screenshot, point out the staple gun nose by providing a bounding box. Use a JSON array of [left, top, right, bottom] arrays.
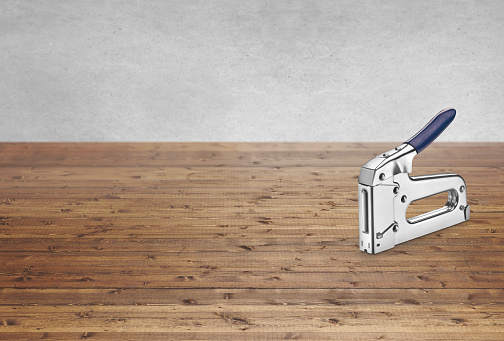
[[358, 108, 470, 254]]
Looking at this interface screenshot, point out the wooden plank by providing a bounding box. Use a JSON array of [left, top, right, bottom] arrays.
[[1, 250, 503, 277], [0, 332, 502, 341], [1, 236, 503, 253], [0, 289, 503, 338], [1, 288, 503, 305]]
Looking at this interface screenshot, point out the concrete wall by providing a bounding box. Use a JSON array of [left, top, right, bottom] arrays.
[[1, 0, 502, 142]]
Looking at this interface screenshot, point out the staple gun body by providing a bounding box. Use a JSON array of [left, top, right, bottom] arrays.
[[358, 109, 470, 254]]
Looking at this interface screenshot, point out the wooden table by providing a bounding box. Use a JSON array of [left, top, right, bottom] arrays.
[[0, 142, 502, 340]]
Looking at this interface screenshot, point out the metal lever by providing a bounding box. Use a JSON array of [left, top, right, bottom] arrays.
[[405, 108, 456, 153]]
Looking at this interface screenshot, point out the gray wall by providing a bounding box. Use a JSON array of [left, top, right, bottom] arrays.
[[1, 0, 502, 142]]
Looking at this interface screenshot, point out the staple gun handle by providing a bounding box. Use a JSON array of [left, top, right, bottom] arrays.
[[405, 108, 456, 153]]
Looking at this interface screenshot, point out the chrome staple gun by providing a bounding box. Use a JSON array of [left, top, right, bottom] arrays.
[[358, 108, 470, 254]]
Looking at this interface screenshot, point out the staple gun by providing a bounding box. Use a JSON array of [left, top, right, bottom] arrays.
[[358, 108, 470, 254]]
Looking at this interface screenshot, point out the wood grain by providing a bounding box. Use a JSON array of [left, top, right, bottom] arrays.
[[0, 142, 503, 340]]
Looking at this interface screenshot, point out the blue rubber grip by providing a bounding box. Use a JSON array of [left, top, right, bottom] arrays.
[[405, 108, 456, 153]]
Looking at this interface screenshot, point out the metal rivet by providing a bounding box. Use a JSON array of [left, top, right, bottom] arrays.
[[377, 244, 381, 247], [460, 186, 465, 193], [393, 224, 398, 232], [379, 173, 385, 181], [460, 205, 465, 211], [382, 153, 388, 157], [401, 195, 407, 203], [393, 187, 399, 194]]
